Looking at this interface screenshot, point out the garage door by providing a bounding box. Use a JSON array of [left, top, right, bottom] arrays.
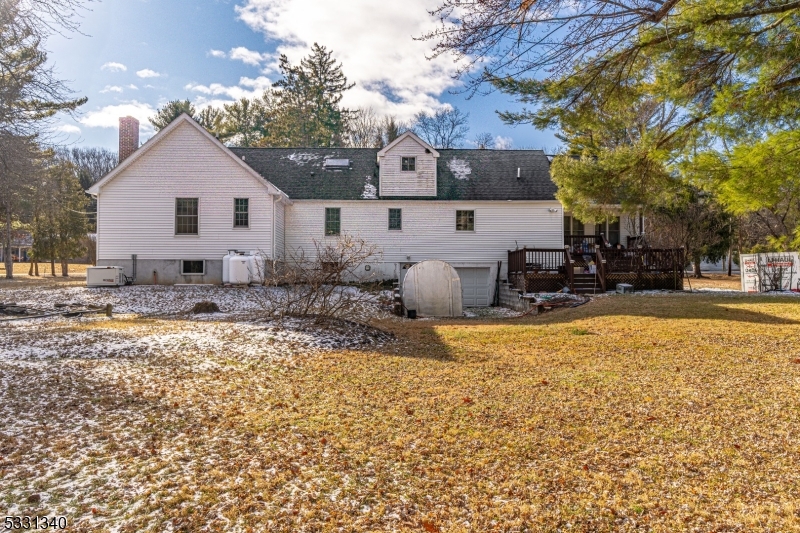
[[457, 268, 491, 307]]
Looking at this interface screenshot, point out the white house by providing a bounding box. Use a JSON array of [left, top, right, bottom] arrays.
[[88, 114, 637, 306]]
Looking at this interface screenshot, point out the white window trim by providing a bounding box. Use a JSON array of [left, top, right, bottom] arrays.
[[388, 208, 402, 231], [175, 197, 200, 237], [324, 207, 341, 237], [401, 156, 416, 172], [233, 197, 250, 230], [455, 209, 475, 232], [180, 260, 205, 276]]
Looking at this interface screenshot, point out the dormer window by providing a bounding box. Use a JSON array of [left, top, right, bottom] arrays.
[[401, 157, 416, 172]]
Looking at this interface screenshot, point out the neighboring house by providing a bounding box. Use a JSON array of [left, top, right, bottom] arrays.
[[0, 230, 33, 263], [88, 114, 638, 306]]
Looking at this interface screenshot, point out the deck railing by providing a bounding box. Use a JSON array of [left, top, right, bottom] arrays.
[[564, 246, 575, 291], [595, 247, 607, 293], [509, 246, 684, 293], [565, 234, 604, 253], [603, 248, 684, 273]]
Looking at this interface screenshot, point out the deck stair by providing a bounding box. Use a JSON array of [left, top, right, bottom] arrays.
[[508, 239, 685, 294], [571, 273, 602, 294]]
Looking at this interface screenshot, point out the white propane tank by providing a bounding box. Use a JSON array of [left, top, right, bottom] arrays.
[[247, 253, 266, 284], [228, 255, 251, 284], [222, 251, 237, 284]]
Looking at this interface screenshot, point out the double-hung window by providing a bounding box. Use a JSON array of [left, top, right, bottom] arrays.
[[604, 217, 621, 245], [388, 208, 402, 231], [401, 157, 416, 172], [325, 207, 341, 236], [564, 215, 585, 238], [234, 198, 249, 228], [176, 198, 199, 235], [456, 210, 474, 231]]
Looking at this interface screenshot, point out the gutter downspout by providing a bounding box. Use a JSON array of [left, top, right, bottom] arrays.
[[272, 195, 276, 261]]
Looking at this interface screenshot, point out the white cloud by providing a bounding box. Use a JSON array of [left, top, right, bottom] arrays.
[[101, 62, 127, 72], [234, 0, 465, 120], [185, 76, 273, 102], [494, 136, 513, 150], [78, 101, 156, 132], [127, 84, 139, 90], [57, 124, 82, 135], [100, 85, 123, 94], [136, 69, 162, 79], [229, 47, 272, 66], [208, 49, 227, 58]]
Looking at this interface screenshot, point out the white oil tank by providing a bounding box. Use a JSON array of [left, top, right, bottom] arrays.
[[247, 253, 267, 285], [87, 266, 124, 287], [228, 255, 251, 284], [222, 251, 237, 284], [401, 260, 462, 317]]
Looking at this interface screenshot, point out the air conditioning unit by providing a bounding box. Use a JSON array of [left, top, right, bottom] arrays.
[[87, 266, 125, 287], [616, 283, 634, 294]]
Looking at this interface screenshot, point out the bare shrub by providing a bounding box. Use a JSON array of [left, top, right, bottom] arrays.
[[255, 235, 383, 324]]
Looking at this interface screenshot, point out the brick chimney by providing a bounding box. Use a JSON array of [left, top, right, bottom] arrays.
[[119, 116, 140, 163]]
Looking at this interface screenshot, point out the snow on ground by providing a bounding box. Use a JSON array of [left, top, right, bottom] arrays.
[[0, 284, 395, 529], [463, 307, 522, 318]]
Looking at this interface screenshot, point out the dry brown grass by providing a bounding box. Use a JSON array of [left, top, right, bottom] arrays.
[[0, 263, 88, 288], [685, 273, 741, 291], [2, 293, 800, 531]]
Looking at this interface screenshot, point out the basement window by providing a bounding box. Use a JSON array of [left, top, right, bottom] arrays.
[[401, 157, 416, 172], [181, 260, 205, 275]]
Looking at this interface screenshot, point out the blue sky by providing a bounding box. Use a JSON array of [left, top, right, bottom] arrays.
[[48, 0, 559, 151]]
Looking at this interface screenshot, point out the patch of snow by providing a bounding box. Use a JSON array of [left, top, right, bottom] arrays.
[[463, 307, 521, 319], [285, 153, 321, 165], [448, 158, 472, 180], [361, 176, 378, 199]]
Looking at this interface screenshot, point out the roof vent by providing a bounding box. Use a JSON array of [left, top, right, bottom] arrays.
[[324, 158, 350, 169]]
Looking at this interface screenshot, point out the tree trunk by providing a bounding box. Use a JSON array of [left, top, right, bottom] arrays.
[[692, 254, 704, 278], [4, 210, 12, 279], [28, 260, 33, 276], [61, 259, 68, 277], [50, 258, 56, 277], [34, 261, 39, 276], [727, 246, 733, 277]]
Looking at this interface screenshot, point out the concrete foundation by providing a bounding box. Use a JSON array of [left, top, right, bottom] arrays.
[[498, 282, 540, 315], [98, 259, 223, 285]]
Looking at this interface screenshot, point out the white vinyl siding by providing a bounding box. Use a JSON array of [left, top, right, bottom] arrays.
[[96, 120, 273, 261], [273, 198, 286, 259], [379, 136, 436, 197], [285, 200, 563, 263]]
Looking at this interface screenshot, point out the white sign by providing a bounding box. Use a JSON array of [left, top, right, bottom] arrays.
[[740, 252, 800, 293]]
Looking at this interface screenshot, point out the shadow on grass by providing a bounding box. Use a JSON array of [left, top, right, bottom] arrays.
[[523, 294, 800, 326]]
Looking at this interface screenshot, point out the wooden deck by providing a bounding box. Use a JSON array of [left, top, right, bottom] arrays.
[[508, 239, 685, 294]]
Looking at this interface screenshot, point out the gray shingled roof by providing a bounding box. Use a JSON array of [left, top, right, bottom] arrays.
[[230, 147, 556, 201]]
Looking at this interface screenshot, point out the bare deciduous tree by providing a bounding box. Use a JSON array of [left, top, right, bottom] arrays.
[[472, 132, 495, 149], [412, 107, 470, 149], [255, 235, 383, 324], [346, 107, 381, 148]]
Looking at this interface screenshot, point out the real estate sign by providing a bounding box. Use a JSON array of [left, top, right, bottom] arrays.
[[740, 252, 800, 293]]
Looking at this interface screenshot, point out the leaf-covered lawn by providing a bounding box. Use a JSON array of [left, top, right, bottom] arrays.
[[2, 293, 800, 531]]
